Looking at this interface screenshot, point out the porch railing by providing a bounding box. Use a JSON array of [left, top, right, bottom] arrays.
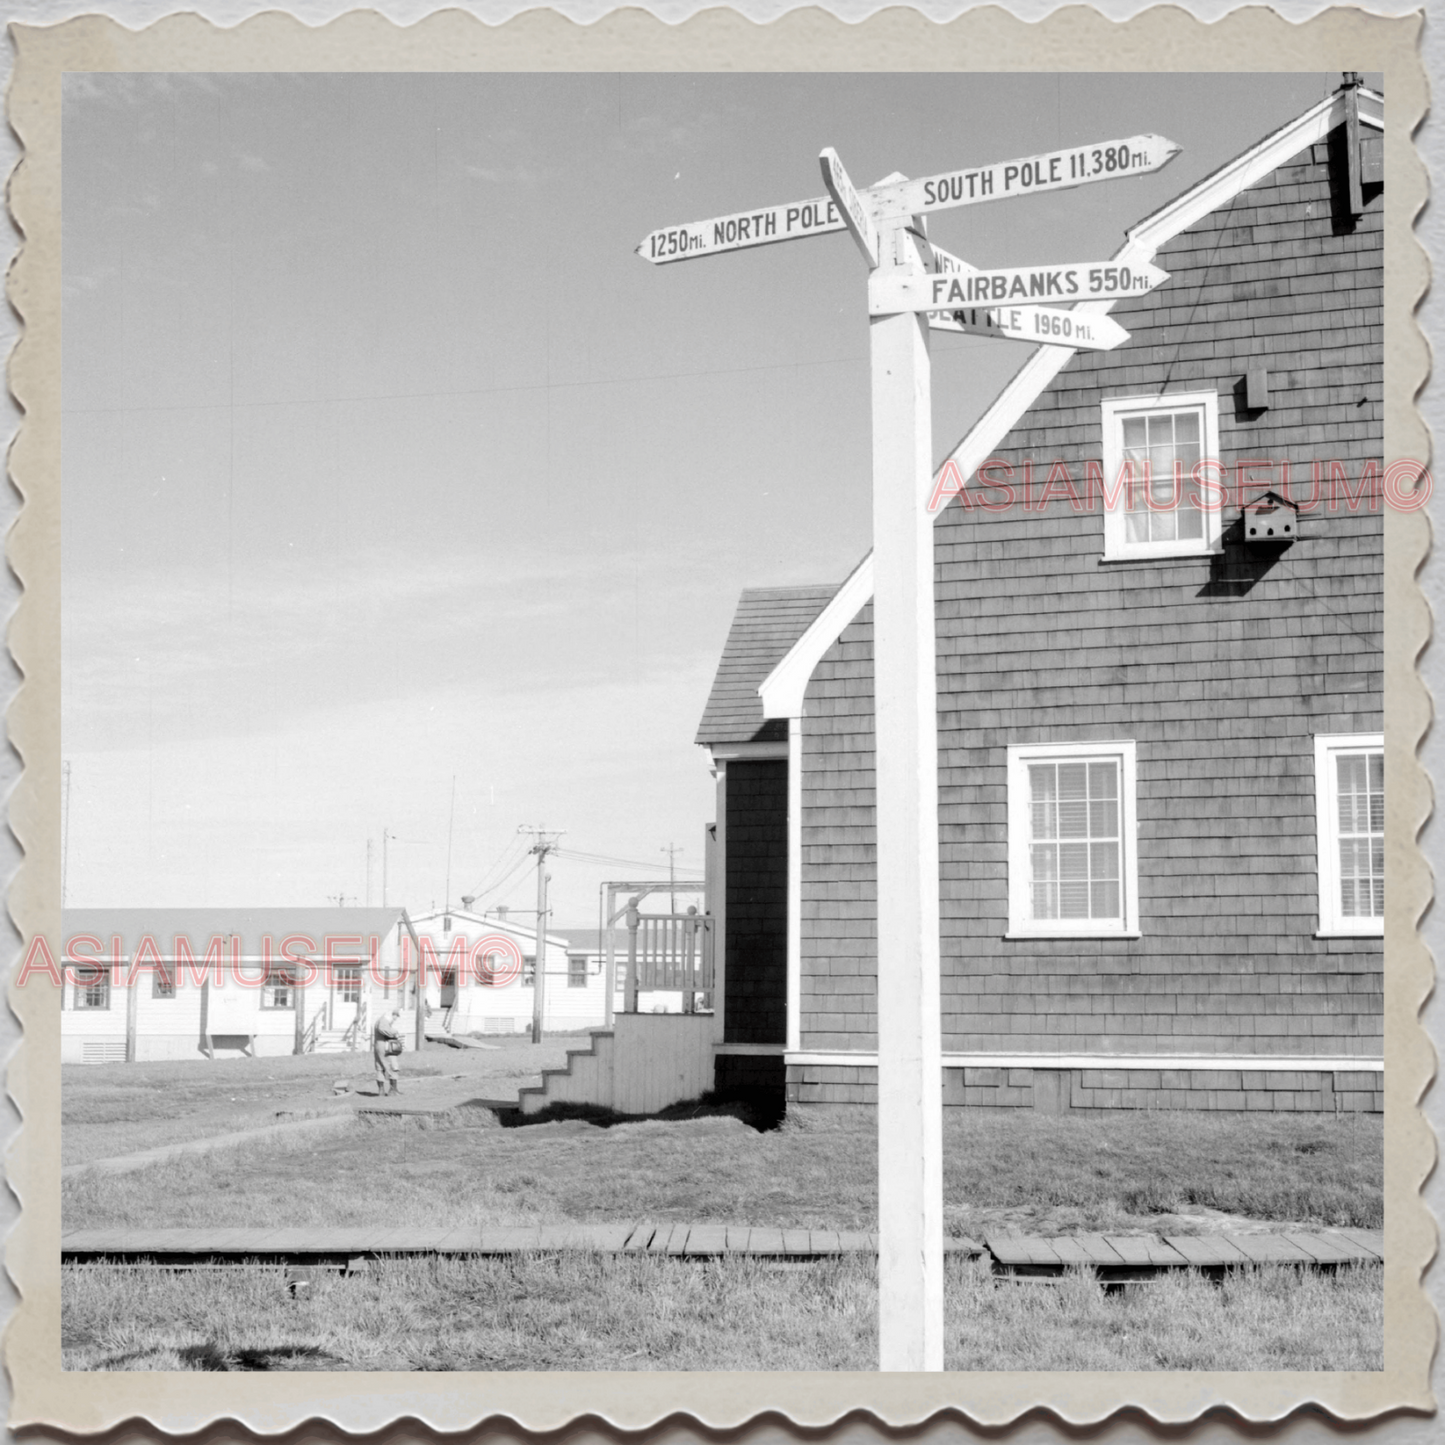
[[342, 997, 368, 1052], [624, 910, 713, 1013]]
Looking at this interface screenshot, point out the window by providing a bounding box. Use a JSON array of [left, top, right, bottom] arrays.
[[335, 967, 361, 1004], [73, 965, 111, 1010], [568, 955, 588, 988], [152, 962, 175, 999], [262, 966, 297, 1010], [1101, 392, 1222, 560], [522, 955, 536, 987], [1007, 741, 1139, 937], [1315, 733, 1384, 936]]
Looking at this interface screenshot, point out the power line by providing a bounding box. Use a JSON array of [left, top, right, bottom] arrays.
[[61, 353, 873, 418]]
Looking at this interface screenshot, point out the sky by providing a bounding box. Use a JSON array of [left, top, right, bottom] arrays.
[[61, 70, 1363, 926]]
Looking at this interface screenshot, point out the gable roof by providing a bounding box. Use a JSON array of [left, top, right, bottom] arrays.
[[695, 584, 839, 746], [758, 85, 1383, 722]]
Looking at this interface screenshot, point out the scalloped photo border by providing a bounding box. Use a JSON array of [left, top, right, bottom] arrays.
[[4, 4, 1433, 1434]]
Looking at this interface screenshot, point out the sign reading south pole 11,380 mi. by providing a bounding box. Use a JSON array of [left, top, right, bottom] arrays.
[[867, 134, 1180, 220], [870, 261, 1169, 314]]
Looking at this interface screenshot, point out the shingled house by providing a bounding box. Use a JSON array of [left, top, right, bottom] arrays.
[[696, 82, 1386, 1116]]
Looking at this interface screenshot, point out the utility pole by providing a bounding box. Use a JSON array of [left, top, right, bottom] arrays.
[[366, 838, 374, 907], [662, 842, 682, 913], [520, 826, 565, 1043], [382, 828, 392, 907]]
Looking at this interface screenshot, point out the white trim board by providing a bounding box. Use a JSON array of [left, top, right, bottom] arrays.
[[785, 1052, 1382, 1073], [714, 1042, 787, 1056]]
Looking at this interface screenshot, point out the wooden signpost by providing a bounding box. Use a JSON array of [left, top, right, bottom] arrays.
[[637, 127, 1178, 1372]]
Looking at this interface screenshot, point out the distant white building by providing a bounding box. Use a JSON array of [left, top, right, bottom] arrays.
[[409, 907, 606, 1036], [59, 905, 606, 1064], [60, 908, 411, 1063]]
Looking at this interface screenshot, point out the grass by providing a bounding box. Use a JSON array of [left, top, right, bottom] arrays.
[[63, 1102, 1384, 1241], [60, 1254, 1383, 1372], [60, 1036, 576, 1166]]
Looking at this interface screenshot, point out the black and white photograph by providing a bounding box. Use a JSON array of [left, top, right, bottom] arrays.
[[34, 47, 1409, 1393]]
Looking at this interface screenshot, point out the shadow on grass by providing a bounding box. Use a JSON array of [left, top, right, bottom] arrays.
[[490, 1087, 786, 1134], [94, 1340, 349, 1371]]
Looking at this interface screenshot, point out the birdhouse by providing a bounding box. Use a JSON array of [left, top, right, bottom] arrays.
[[1242, 490, 1299, 545]]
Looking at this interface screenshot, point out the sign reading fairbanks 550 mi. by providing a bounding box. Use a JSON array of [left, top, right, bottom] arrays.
[[870, 260, 1169, 313]]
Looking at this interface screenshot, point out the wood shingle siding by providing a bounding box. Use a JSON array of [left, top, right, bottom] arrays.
[[791, 128, 1382, 1106]]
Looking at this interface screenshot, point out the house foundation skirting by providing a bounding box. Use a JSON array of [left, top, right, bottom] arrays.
[[785, 1058, 1382, 1114]]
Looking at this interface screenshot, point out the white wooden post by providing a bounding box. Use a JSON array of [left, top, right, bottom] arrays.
[[870, 216, 945, 1372]]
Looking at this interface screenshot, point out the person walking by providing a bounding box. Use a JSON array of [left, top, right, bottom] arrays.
[[373, 1007, 404, 1096]]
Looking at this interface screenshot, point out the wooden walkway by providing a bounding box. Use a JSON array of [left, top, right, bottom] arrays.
[[61, 1225, 1383, 1277]]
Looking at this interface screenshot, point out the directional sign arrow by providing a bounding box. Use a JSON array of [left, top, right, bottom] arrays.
[[636, 195, 845, 265], [819, 147, 879, 268], [929, 304, 1130, 351], [867, 134, 1181, 221], [870, 261, 1169, 314]]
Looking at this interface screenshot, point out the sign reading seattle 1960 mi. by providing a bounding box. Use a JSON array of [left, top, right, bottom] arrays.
[[931, 304, 1129, 351], [870, 260, 1168, 314]]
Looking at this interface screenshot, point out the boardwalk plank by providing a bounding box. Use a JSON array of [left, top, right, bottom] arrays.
[[781, 1229, 812, 1256], [986, 1235, 1043, 1267], [665, 1224, 692, 1256], [623, 1224, 656, 1252], [1163, 1235, 1249, 1267], [1314, 1231, 1381, 1264], [1336, 1228, 1385, 1261], [749, 1228, 786, 1256], [809, 1231, 843, 1255], [589, 1223, 635, 1253], [685, 1224, 729, 1256], [836, 1230, 874, 1253], [725, 1226, 751, 1253], [1072, 1234, 1126, 1265], [1221, 1232, 1314, 1265], [943, 1236, 983, 1256], [1284, 1232, 1360, 1265], [1048, 1237, 1095, 1267], [1102, 1236, 1159, 1266], [646, 1224, 676, 1254]]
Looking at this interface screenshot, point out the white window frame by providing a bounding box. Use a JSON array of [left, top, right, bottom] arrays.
[[1315, 732, 1385, 938], [1101, 391, 1223, 561], [1007, 740, 1140, 938]]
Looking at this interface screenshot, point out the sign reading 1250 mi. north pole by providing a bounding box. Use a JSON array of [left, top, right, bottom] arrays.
[[870, 260, 1168, 314]]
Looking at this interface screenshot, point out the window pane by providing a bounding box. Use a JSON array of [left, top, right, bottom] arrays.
[[1177, 503, 1204, 539], [1026, 756, 1124, 923], [1029, 765, 1058, 840], [1335, 749, 1384, 919], [1122, 416, 1147, 449], [1174, 411, 1200, 444]]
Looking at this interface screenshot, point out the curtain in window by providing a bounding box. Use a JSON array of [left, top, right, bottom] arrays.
[[1028, 759, 1122, 920], [1122, 409, 1204, 544]]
